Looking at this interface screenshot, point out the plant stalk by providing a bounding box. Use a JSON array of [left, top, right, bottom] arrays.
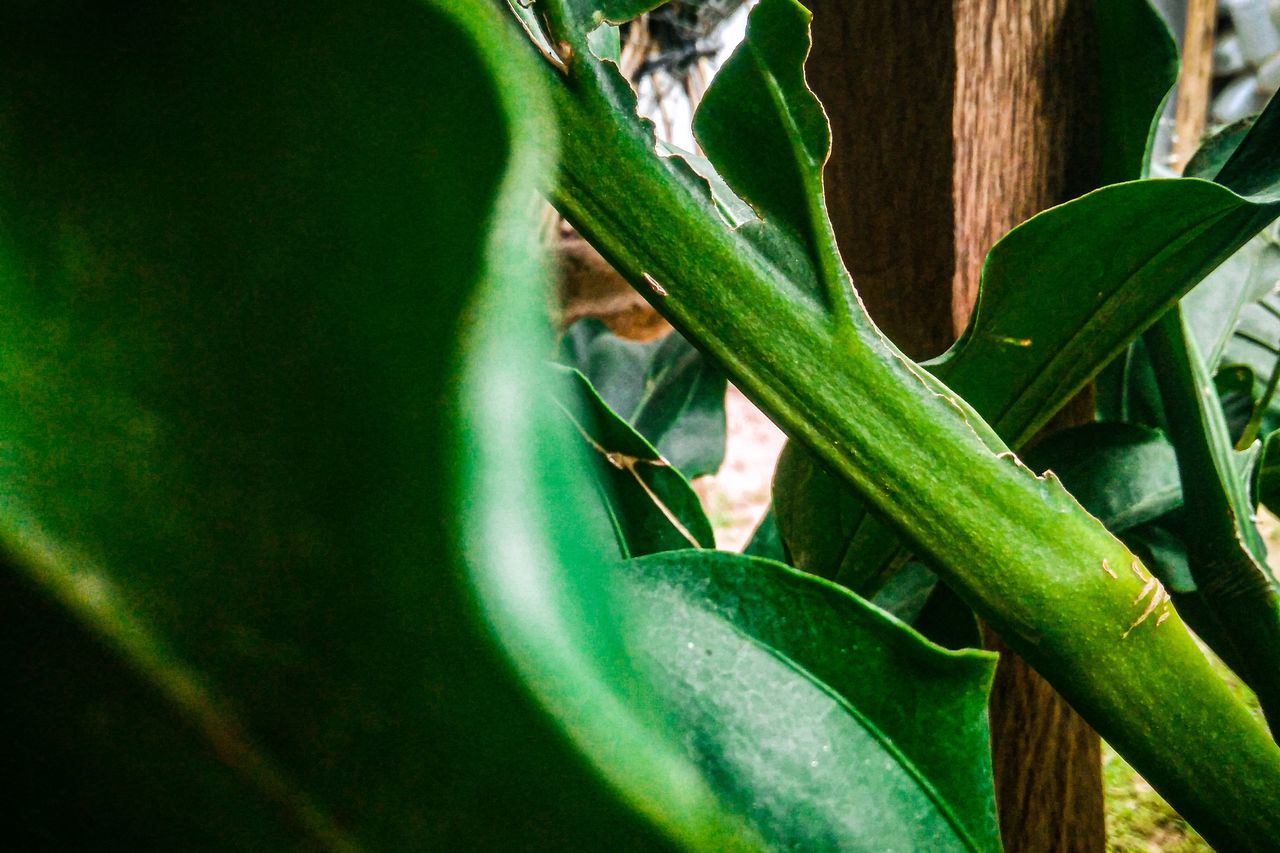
[[531, 4, 1280, 844]]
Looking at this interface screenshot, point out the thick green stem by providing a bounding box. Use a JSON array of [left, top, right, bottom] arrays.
[[532, 5, 1280, 846]]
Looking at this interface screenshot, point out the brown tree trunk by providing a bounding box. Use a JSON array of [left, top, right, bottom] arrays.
[[954, 4, 1104, 847], [805, 0, 956, 360], [808, 0, 1105, 849]]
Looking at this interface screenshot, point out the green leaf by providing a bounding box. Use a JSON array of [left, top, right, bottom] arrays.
[[1259, 431, 1280, 512], [552, 365, 717, 554], [1215, 272, 1280, 447], [1124, 521, 1197, 594], [742, 507, 788, 562], [0, 1, 708, 847], [1215, 88, 1280, 203], [1215, 363, 1258, 444], [598, 0, 666, 23], [871, 561, 946, 627], [1183, 225, 1280, 370], [1022, 423, 1181, 534], [774, 440, 894, 583], [1144, 308, 1280, 731], [533, 0, 1280, 841], [910, 581, 984, 653], [560, 318, 729, 478], [656, 139, 757, 228], [776, 94, 1280, 585], [1185, 116, 1258, 181], [934, 179, 1280, 449], [1016, 424, 1247, 656], [1093, 0, 1178, 183], [993, 423, 1270, 666], [507, 0, 561, 66], [619, 550, 1000, 852], [1223, 290, 1280, 387], [587, 20, 622, 64], [692, 0, 849, 313], [1097, 337, 1167, 427]]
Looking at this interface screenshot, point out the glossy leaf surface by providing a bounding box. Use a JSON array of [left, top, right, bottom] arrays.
[[552, 365, 716, 554], [560, 318, 728, 479], [620, 551, 999, 852], [535, 0, 1280, 842]]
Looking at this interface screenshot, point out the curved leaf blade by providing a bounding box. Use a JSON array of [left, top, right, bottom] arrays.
[[933, 182, 1280, 448], [692, 0, 848, 313], [0, 2, 689, 848], [553, 365, 717, 553], [620, 550, 999, 852], [560, 318, 729, 478]]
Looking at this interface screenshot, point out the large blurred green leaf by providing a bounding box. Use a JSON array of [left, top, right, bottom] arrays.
[[619, 551, 999, 852], [560, 318, 728, 479], [0, 1, 693, 847], [0, 4, 1030, 849]]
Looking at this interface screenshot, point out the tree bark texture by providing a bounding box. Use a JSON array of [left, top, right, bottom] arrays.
[[808, 0, 1105, 849], [805, 0, 956, 360]]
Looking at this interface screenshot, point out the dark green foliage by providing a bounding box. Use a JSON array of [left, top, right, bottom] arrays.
[[560, 319, 728, 479], [553, 365, 717, 554], [5, 0, 1280, 848]]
